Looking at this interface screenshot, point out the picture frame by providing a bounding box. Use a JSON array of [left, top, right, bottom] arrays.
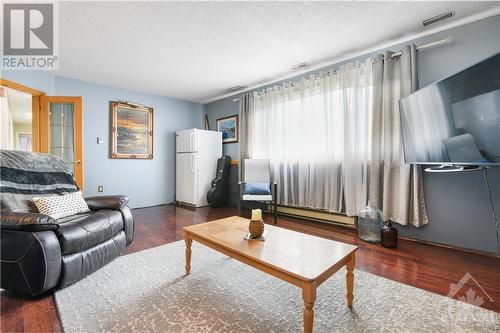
[[216, 115, 238, 144], [110, 101, 153, 159]]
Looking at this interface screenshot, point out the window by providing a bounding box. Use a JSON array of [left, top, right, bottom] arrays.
[[247, 60, 374, 213]]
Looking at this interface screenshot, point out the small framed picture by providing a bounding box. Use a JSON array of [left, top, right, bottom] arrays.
[[110, 101, 153, 159], [216, 115, 238, 144]]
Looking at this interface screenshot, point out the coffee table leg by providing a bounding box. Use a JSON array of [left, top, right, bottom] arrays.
[[185, 234, 192, 275], [302, 283, 316, 333], [346, 253, 355, 309]]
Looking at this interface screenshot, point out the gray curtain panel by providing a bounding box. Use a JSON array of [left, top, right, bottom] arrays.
[[238, 93, 251, 181], [369, 44, 429, 227]]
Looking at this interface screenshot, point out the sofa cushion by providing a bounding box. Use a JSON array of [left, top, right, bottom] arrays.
[[59, 231, 126, 288], [55, 210, 124, 255]]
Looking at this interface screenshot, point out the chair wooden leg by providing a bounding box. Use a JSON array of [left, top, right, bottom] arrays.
[[272, 182, 278, 225], [273, 200, 277, 225]]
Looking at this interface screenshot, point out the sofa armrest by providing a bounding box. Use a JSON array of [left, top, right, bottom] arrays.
[[1, 229, 61, 296], [84, 196, 134, 246], [85, 195, 130, 211], [119, 206, 135, 246], [1, 212, 58, 232]]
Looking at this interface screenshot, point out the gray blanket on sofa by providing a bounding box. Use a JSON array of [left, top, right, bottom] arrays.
[[0, 150, 78, 213]]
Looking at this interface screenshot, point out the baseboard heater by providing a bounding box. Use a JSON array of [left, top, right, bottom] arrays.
[[270, 205, 356, 227]]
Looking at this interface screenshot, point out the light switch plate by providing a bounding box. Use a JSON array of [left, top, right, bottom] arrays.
[[97, 137, 104, 144]]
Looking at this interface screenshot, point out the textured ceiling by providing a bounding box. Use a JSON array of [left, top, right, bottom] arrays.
[[56, 1, 500, 103]]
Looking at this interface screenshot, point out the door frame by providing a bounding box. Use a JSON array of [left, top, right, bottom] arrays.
[[1, 78, 84, 190], [40, 96, 84, 190], [0, 78, 44, 152]]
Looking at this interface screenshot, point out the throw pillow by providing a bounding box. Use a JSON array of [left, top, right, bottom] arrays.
[[243, 182, 272, 195], [33, 191, 90, 219]]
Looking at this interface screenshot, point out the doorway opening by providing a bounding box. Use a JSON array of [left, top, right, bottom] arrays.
[[1, 87, 33, 151]]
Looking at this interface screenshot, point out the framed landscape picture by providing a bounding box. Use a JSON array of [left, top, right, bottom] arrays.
[[216, 115, 238, 143], [110, 101, 153, 159]]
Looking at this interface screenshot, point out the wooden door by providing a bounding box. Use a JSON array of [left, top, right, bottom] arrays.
[[40, 96, 84, 190]]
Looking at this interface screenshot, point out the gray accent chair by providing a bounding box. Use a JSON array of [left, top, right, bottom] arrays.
[[237, 159, 278, 224]]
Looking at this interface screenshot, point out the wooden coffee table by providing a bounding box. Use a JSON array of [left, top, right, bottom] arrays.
[[183, 216, 357, 333]]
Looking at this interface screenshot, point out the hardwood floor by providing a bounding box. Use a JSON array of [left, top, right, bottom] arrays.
[[1, 204, 499, 332]]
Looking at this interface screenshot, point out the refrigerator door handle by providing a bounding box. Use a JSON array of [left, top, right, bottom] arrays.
[[190, 154, 195, 173], [189, 132, 194, 152]]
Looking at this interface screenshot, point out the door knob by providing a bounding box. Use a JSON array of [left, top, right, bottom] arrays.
[[75, 160, 81, 164]]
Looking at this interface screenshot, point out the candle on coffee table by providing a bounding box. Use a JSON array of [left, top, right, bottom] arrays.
[[251, 209, 262, 221]]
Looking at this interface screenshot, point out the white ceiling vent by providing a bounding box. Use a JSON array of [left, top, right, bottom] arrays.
[[422, 11, 455, 27], [292, 62, 311, 71], [228, 86, 246, 93]]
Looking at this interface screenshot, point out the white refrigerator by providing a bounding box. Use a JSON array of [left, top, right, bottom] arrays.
[[176, 128, 222, 207]]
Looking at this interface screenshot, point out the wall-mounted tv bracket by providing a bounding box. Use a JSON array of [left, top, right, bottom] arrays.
[[424, 164, 486, 173]]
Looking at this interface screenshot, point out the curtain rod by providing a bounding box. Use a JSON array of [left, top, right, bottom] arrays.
[[390, 37, 453, 58], [232, 37, 453, 102]]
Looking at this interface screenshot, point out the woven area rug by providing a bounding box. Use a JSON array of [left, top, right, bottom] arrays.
[[55, 241, 499, 332]]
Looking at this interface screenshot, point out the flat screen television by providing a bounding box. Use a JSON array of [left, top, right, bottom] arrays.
[[400, 51, 500, 166]]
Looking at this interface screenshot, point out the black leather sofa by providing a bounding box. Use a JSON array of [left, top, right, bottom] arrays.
[[1, 195, 134, 296]]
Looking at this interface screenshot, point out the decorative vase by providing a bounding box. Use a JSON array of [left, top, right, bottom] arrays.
[[249, 219, 264, 238], [249, 209, 264, 238], [381, 221, 398, 248], [357, 203, 383, 243]]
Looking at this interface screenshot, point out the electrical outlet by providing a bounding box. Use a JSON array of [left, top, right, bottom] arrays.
[[97, 137, 103, 144], [97, 185, 104, 192]]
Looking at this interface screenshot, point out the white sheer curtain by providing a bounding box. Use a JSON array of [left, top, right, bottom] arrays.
[[1, 91, 15, 150], [247, 59, 373, 215], [17, 134, 32, 151]]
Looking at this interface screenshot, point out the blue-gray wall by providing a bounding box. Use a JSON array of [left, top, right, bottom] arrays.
[[205, 15, 500, 254], [204, 98, 240, 205], [2, 72, 204, 208]]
